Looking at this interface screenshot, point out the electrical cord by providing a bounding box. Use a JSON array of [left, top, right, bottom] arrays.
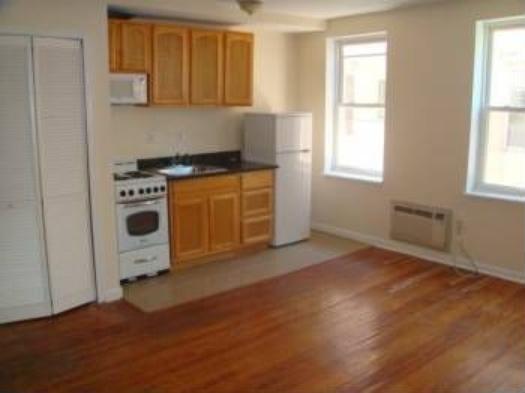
[[451, 235, 480, 277]]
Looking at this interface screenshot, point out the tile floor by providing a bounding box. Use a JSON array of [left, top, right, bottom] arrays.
[[123, 231, 368, 312]]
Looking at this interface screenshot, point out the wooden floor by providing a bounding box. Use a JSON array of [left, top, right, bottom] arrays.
[[1, 247, 524, 393]]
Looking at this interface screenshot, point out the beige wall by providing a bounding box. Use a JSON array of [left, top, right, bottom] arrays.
[[112, 31, 300, 159], [0, 0, 121, 301], [298, 0, 525, 275]]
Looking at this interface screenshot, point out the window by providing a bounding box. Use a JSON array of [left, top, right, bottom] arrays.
[[326, 33, 388, 182], [468, 17, 525, 201]]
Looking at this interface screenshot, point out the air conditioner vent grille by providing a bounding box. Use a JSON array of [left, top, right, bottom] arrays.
[[391, 201, 452, 251]]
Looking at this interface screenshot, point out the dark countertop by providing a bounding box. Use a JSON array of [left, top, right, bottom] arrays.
[[137, 151, 277, 181]]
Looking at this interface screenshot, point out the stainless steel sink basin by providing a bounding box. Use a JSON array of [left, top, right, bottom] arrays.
[[157, 164, 228, 177]]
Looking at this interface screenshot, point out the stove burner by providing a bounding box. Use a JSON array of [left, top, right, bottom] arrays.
[[114, 171, 155, 181]]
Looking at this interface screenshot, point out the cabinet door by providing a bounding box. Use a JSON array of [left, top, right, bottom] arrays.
[[209, 192, 240, 253], [224, 32, 253, 106], [108, 19, 120, 72], [172, 195, 209, 263], [152, 25, 189, 105], [190, 29, 223, 105], [120, 21, 151, 73]]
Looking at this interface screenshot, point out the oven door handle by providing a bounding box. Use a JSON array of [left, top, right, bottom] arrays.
[[121, 198, 164, 208], [134, 256, 157, 265]]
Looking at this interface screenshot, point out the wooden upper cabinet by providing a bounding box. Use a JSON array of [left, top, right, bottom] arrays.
[[107, 19, 254, 107], [151, 25, 189, 106], [190, 29, 224, 105], [224, 32, 254, 106], [108, 20, 120, 72], [120, 21, 152, 73]]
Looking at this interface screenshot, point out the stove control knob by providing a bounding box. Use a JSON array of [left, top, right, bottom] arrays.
[[119, 190, 126, 197], [128, 190, 135, 197], [138, 188, 144, 195], [153, 187, 159, 193], [146, 187, 151, 194], [160, 185, 166, 192]]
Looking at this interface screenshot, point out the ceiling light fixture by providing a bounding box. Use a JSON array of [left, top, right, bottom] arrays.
[[237, 0, 263, 15]]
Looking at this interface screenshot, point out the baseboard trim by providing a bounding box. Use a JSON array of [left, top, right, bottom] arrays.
[[312, 222, 525, 285], [102, 287, 123, 303]]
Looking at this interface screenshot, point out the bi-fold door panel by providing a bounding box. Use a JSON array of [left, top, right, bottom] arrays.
[[32, 37, 96, 314], [33, 38, 89, 198], [0, 201, 52, 322], [0, 36, 39, 203], [0, 36, 51, 323], [43, 195, 95, 313]]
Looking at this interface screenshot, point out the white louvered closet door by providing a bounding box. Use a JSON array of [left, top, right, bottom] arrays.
[[0, 36, 52, 323], [32, 38, 96, 314]]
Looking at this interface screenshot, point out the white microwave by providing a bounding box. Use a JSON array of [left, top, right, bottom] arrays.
[[110, 73, 148, 105]]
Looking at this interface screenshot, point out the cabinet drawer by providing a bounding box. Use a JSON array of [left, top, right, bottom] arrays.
[[242, 188, 272, 218], [119, 244, 170, 280], [242, 216, 272, 245], [171, 175, 240, 197], [242, 170, 273, 190]]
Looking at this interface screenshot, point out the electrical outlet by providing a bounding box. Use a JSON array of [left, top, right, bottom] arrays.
[[146, 132, 155, 144]]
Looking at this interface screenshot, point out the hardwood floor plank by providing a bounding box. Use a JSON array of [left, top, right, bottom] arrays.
[[0, 247, 523, 393]]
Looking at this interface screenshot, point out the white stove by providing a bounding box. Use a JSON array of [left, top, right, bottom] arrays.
[[114, 161, 170, 281]]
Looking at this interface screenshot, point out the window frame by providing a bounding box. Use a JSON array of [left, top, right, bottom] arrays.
[[467, 16, 525, 202], [325, 32, 389, 183]]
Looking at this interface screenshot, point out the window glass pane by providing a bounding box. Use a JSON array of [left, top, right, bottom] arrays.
[[335, 107, 385, 173], [342, 55, 386, 104], [506, 112, 525, 148], [489, 27, 525, 107], [343, 41, 386, 56], [482, 110, 525, 189]]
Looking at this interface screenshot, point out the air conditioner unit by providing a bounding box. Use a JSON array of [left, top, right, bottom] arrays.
[[390, 201, 452, 251]]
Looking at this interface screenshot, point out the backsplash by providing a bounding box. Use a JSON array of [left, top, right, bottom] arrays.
[[111, 106, 244, 160]]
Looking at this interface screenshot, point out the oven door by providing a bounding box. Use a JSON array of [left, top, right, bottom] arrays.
[[116, 197, 168, 252]]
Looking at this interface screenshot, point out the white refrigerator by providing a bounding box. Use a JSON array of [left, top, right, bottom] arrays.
[[243, 112, 312, 246]]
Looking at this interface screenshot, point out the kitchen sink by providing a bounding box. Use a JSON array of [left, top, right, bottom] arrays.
[[157, 164, 228, 177]]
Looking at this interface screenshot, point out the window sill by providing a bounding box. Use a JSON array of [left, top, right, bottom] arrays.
[[323, 171, 384, 185], [466, 189, 525, 204]]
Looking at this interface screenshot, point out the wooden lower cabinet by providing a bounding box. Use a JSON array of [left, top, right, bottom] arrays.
[[209, 192, 240, 252], [169, 171, 273, 267], [171, 195, 209, 262], [242, 215, 272, 245], [241, 170, 274, 246], [242, 188, 272, 218]]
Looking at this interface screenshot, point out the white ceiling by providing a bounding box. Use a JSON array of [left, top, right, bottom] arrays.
[[217, 0, 443, 19], [109, 0, 447, 32]]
